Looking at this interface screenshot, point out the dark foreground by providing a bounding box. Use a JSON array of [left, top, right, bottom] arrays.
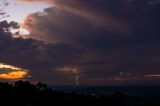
[[0, 81, 160, 106]]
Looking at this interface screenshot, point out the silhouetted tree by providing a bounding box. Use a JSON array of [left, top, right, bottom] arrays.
[[0, 80, 159, 106], [36, 82, 48, 90]]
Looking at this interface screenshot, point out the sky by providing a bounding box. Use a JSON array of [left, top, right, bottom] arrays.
[[1, 0, 49, 23], [0, 0, 160, 85]]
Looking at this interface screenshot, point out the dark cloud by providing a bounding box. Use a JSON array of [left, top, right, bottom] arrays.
[[1, 0, 160, 85], [79, 61, 109, 66], [0, 20, 83, 84]]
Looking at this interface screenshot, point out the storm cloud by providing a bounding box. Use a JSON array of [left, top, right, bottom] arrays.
[[0, 20, 83, 84], [1, 0, 160, 85]]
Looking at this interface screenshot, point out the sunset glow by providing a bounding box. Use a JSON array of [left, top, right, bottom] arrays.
[[0, 71, 27, 79], [0, 63, 22, 70], [13, 26, 30, 34], [0, 63, 28, 79]]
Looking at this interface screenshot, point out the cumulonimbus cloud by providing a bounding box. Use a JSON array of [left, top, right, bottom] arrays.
[[0, 20, 83, 84], [7, 0, 160, 85], [18, 0, 128, 34]]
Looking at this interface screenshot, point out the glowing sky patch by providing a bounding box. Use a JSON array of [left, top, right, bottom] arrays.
[[0, 71, 27, 79], [11, 26, 30, 37], [0, 63, 28, 80]]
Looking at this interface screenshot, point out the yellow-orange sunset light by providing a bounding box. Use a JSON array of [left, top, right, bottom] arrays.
[[0, 63, 28, 80]]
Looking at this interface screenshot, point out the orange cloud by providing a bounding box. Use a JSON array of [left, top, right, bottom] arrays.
[[0, 63, 28, 80], [0, 71, 28, 79]]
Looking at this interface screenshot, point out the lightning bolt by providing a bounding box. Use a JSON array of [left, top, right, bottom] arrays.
[[72, 68, 79, 86], [56, 66, 80, 86]]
